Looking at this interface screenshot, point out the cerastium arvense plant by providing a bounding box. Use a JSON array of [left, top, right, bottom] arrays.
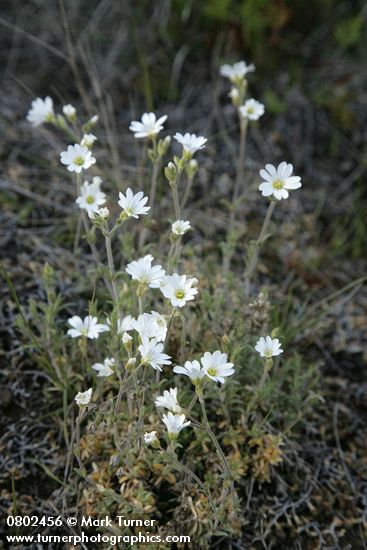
[[24, 59, 304, 539]]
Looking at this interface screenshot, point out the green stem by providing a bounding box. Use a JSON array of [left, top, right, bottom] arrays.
[[105, 233, 118, 301], [150, 160, 160, 216], [171, 183, 181, 220], [198, 393, 234, 482], [182, 174, 194, 210], [114, 370, 129, 449], [232, 116, 248, 208], [222, 117, 248, 277], [246, 358, 272, 416], [244, 200, 276, 298], [74, 410, 86, 475], [163, 449, 218, 520]]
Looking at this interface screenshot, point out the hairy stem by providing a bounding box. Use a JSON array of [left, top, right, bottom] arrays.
[[163, 449, 218, 521], [105, 233, 118, 301], [171, 183, 181, 220], [244, 200, 275, 298], [74, 410, 85, 475]]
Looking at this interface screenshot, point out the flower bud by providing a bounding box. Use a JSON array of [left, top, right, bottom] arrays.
[[229, 87, 241, 108], [125, 357, 137, 372], [164, 161, 177, 182], [83, 114, 99, 133], [62, 104, 77, 122], [157, 135, 171, 157], [184, 159, 198, 180], [122, 332, 132, 353]]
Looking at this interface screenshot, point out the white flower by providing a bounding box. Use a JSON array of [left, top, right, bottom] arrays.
[[126, 255, 165, 288], [75, 387, 92, 407], [255, 336, 283, 358], [172, 220, 191, 236], [90, 207, 110, 220], [81, 133, 97, 148], [138, 336, 171, 371], [26, 97, 54, 127], [201, 351, 234, 384], [155, 387, 182, 413], [62, 104, 76, 119], [160, 274, 198, 307], [173, 360, 205, 383], [144, 431, 158, 445], [162, 412, 191, 437], [118, 187, 150, 218], [174, 133, 207, 156], [129, 112, 167, 139], [133, 312, 167, 342], [67, 315, 109, 339], [259, 162, 302, 200], [116, 315, 135, 334], [239, 99, 265, 121], [76, 180, 106, 215], [92, 357, 115, 377], [60, 144, 96, 173], [220, 61, 255, 83]]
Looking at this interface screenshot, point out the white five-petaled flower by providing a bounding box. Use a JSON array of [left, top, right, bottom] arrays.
[[259, 162, 302, 200], [81, 133, 97, 148], [126, 255, 165, 288], [129, 112, 167, 139], [220, 61, 255, 83], [172, 220, 191, 236], [144, 431, 158, 445], [239, 99, 265, 121], [75, 388, 92, 407], [26, 96, 54, 127], [60, 144, 96, 173], [138, 336, 172, 371], [76, 179, 106, 216], [118, 187, 150, 218], [133, 311, 167, 342], [67, 315, 109, 339], [201, 351, 234, 384], [160, 274, 198, 307], [92, 357, 115, 377], [173, 360, 205, 383], [255, 336, 283, 358], [62, 104, 76, 119], [162, 412, 191, 438], [155, 387, 182, 413], [174, 133, 207, 156]]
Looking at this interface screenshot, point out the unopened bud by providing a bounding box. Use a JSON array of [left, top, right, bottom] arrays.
[[125, 357, 137, 372], [164, 161, 177, 182], [184, 159, 198, 180]]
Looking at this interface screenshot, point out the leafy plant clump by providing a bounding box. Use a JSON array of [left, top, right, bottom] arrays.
[[10, 59, 326, 547]]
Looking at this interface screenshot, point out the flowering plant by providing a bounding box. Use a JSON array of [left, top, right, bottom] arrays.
[[20, 60, 312, 543]]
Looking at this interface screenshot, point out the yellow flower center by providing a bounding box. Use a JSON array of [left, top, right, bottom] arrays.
[[175, 289, 185, 299], [74, 156, 85, 166], [207, 367, 217, 377], [86, 195, 95, 204], [272, 179, 284, 190], [247, 107, 254, 114]]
